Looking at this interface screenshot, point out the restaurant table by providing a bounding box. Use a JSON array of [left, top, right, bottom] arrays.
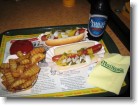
[[0, 0, 130, 56]]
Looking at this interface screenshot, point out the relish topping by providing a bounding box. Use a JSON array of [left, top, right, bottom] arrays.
[[40, 28, 86, 41], [55, 48, 94, 66]]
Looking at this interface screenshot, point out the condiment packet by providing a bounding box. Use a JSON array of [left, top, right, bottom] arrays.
[[87, 53, 130, 94]]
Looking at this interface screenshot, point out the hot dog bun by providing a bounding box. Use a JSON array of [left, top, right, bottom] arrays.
[[52, 41, 103, 71], [45, 33, 84, 46], [56, 57, 98, 71]]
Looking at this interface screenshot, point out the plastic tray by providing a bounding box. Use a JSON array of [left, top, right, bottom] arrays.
[[0, 24, 130, 97]]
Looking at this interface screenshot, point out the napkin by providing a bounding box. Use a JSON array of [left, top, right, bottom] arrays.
[[87, 53, 130, 94]]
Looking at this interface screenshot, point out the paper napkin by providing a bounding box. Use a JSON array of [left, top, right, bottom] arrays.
[[87, 53, 130, 94]]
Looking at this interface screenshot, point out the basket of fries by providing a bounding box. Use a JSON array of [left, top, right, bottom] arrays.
[[0, 47, 45, 92]]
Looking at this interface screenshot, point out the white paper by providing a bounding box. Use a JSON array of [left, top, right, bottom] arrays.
[[0, 38, 104, 97]]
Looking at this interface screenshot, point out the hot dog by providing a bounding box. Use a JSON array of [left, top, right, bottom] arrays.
[[52, 44, 102, 66], [39, 28, 86, 46]]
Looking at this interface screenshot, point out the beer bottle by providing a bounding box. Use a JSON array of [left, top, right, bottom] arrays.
[[88, 0, 110, 41]]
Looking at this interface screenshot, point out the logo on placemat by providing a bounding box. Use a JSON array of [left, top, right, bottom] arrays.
[[101, 60, 124, 73]]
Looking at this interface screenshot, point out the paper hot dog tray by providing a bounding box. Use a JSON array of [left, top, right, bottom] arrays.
[[46, 41, 105, 71]]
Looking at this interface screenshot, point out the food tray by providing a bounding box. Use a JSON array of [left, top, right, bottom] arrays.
[[0, 24, 130, 97]]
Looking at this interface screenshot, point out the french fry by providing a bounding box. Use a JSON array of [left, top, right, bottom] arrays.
[[20, 59, 30, 65], [21, 64, 40, 78], [0, 69, 5, 74], [30, 74, 38, 80], [31, 47, 45, 55], [1, 75, 6, 81], [20, 75, 37, 89], [9, 59, 17, 71], [12, 71, 20, 78], [2, 81, 8, 88], [0, 69, 11, 75], [12, 65, 24, 77], [0, 63, 9, 69], [22, 85, 33, 91], [16, 65, 24, 73], [9, 79, 26, 89], [31, 53, 45, 64], [16, 51, 23, 57], [16, 53, 30, 63], [4, 72, 15, 85], [23, 64, 32, 69]]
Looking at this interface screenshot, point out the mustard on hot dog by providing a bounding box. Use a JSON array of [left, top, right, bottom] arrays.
[[52, 44, 102, 66], [39, 28, 86, 46]]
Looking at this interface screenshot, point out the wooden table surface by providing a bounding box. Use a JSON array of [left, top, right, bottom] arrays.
[[0, 0, 130, 56]]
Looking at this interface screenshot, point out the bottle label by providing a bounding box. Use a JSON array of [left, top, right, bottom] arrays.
[[88, 14, 107, 37]]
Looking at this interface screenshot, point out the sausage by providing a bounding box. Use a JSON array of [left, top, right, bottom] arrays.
[[52, 44, 102, 62], [87, 44, 102, 53]]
